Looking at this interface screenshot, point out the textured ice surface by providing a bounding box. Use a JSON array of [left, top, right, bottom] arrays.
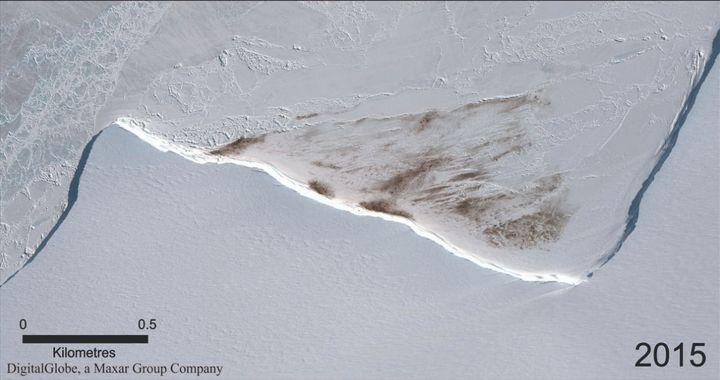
[[1, 2, 719, 283], [1, 2, 170, 278], [1, 73, 717, 377]]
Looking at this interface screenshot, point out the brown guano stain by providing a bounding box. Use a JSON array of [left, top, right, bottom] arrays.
[[378, 157, 446, 195], [296, 112, 319, 120], [208, 135, 265, 156], [491, 145, 524, 161], [452, 193, 511, 220], [311, 161, 341, 170], [483, 202, 569, 249], [416, 111, 439, 132], [308, 180, 335, 198], [450, 170, 488, 182], [359, 200, 413, 219]]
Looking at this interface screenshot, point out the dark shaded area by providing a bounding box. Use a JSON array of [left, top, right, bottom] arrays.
[[416, 111, 439, 132], [449, 170, 488, 182], [483, 203, 569, 249], [208, 135, 265, 156], [311, 160, 341, 170], [378, 157, 445, 195], [359, 199, 413, 219], [453, 194, 510, 220], [309, 179, 334, 198], [296, 112, 319, 120]]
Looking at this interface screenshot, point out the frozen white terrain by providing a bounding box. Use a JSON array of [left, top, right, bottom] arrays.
[[0, 2, 719, 378], [1, 57, 717, 377], [2, 2, 719, 283]]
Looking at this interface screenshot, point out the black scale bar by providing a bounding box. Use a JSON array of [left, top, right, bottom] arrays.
[[23, 335, 148, 344]]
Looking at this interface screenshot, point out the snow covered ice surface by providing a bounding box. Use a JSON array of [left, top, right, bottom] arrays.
[[2, 2, 719, 283], [1, 71, 718, 377], [0, 2, 719, 378]]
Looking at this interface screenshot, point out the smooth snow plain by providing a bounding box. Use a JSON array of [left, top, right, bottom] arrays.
[[1, 61, 717, 379]]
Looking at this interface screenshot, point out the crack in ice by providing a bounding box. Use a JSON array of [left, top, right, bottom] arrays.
[[588, 28, 720, 278], [0, 132, 103, 287]]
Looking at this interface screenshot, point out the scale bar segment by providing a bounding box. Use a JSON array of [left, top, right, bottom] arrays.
[[23, 335, 148, 344]]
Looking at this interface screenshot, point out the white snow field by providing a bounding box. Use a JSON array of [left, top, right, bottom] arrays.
[[2, 2, 719, 284], [0, 58, 717, 378], [0, 2, 719, 378]]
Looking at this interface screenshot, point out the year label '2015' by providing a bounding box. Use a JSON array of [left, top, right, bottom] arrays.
[[635, 342, 706, 367]]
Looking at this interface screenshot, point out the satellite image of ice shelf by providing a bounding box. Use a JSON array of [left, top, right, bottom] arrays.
[[0, 2, 718, 379]]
